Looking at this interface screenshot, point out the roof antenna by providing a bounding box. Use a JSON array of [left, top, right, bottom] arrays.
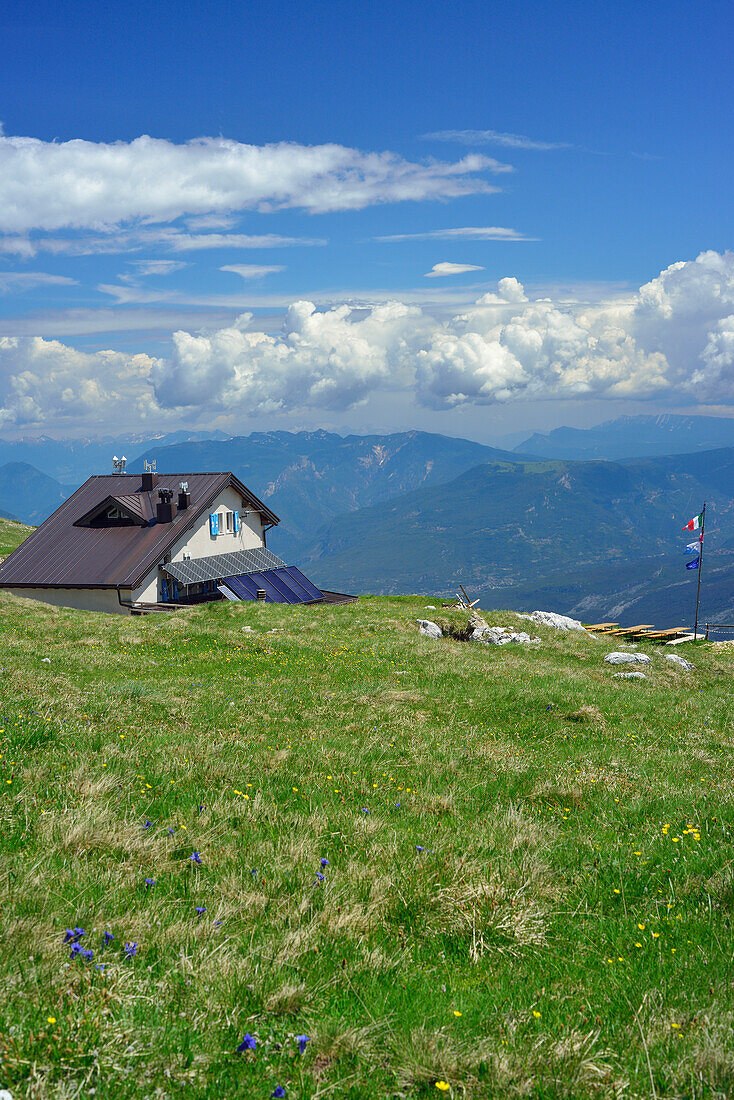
[[112, 455, 127, 474]]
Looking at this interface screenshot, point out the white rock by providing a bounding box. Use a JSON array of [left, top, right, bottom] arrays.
[[665, 654, 695, 671], [423, 605, 437, 610], [41, 657, 51, 663], [523, 610, 587, 632], [614, 671, 647, 680], [471, 626, 540, 646], [417, 619, 443, 639], [604, 652, 651, 665], [0, 1091, 14, 1100]]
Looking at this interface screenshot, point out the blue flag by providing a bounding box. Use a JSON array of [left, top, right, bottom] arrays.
[[686, 556, 700, 570]]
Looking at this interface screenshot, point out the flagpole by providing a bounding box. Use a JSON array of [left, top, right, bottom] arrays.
[[694, 502, 706, 640]]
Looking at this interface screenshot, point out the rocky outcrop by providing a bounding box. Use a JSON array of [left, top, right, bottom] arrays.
[[416, 619, 443, 639], [604, 652, 651, 665], [520, 610, 587, 632]]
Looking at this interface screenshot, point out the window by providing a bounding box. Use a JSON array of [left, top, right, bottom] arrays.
[[225, 511, 234, 533]]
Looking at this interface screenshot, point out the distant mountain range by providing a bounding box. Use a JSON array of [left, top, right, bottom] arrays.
[[514, 413, 734, 461], [0, 463, 71, 525], [0, 429, 231, 485], [298, 449, 734, 611], [132, 429, 520, 560]]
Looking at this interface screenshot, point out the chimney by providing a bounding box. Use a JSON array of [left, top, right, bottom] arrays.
[[142, 459, 157, 492], [177, 480, 191, 510], [156, 487, 175, 524]]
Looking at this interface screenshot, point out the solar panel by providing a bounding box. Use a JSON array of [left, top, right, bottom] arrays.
[[219, 566, 324, 604], [164, 546, 285, 585]]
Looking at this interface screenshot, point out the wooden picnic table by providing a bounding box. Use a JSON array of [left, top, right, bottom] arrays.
[[583, 622, 619, 632], [607, 624, 656, 636]]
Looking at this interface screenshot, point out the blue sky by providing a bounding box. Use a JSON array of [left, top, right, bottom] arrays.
[[0, 0, 732, 441]]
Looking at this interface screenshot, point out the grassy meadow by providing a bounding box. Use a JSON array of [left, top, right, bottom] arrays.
[[0, 575, 732, 1097]]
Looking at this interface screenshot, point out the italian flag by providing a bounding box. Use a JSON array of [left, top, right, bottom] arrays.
[[683, 513, 703, 531]]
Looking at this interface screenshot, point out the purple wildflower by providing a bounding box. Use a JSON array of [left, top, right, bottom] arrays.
[[395, 802, 401, 808], [251, 868, 258, 876], [81, 948, 94, 960], [416, 845, 425, 853], [103, 931, 114, 946], [168, 827, 175, 835], [320, 857, 329, 868], [190, 851, 202, 864], [70, 942, 83, 957], [315, 871, 325, 882], [124, 942, 138, 957], [271, 1087, 286, 1098], [144, 878, 156, 888], [362, 807, 370, 814], [296, 1034, 310, 1055], [237, 1033, 256, 1052], [195, 906, 207, 916], [64, 927, 86, 943], [143, 820, 152, 829]]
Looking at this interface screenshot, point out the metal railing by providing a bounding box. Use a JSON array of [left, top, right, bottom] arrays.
[[705, 623, 734, 640]]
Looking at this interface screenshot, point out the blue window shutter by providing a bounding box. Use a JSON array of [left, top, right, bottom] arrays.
[[161, 578, 168, 602], [209, 512, 219, 536], [233, 510, 240, 533]]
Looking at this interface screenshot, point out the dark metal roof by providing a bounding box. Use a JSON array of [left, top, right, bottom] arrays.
[[0, 472, 279, 590], [163, 546, 285, 585], [74, 492, 157, 527]]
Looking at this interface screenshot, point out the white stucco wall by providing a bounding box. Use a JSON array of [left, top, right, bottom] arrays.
[[7, 587, 132, 615], [132, 486, 268, 604]]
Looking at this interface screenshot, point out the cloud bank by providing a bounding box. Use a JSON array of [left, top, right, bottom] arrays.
[[1, 252, 732, 428], [0, 133, 507, 234]]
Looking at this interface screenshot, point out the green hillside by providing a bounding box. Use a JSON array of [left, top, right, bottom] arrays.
[[0, 592, 732, 1098], [304, 457, 734, 602], [0, 515, 33, 559]]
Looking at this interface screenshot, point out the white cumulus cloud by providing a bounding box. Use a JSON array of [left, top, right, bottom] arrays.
[[153, 300, 422, 413], [0, 133, 505, 233], [0, 336, 162, 428]]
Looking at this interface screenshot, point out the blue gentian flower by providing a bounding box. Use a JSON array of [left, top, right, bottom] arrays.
[[124, 942, 138, 957], [168, 827, 175, 835], [103, 931, 114, 945], [64, 927, 86, 943], [190, 851, 202, 864], [271, 1087, 286, 1097], [82, 948, 94, 960], [237, 1033, 256, 1052], [195, 906, 207, 916], [70, 942, 83, 957], [145, 878, 156, 888], [362, 808, 370, 814], [320, 857, 329, 868], [143, 820, 152, 829], [315, 871, 325, 882], [416, 845, 425, 852], [296, 1034, 310, 1055]]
